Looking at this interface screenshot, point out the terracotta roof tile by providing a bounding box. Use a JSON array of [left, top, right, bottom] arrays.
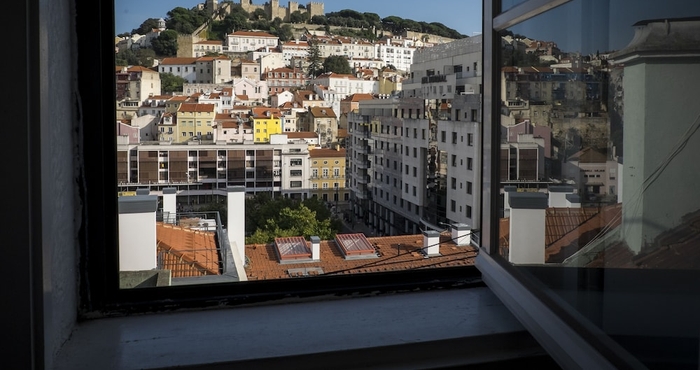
[[309, 148, 345, 157], [244, 234, 476, 280], [156, 222, 219, 277], [160, 57, 198, 65]]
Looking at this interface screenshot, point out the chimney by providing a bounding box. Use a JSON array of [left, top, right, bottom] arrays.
[[310, 236, 320, 260], [548, 185, 575, 208], [422, 230, 441, 257], [227, 186, 246, 261], [118, 193, 158, 271], [566, 193, 581, 208], [162, 187, 177, 224], [503, 186, 517, 218], [508, 192, 547, 264], [450, 223, 471, 246]]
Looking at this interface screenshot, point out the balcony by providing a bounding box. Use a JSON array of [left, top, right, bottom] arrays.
[[421, 75, 448, 84]]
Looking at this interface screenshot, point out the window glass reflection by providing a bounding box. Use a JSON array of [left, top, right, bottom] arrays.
[[497, 0, 700, 367], [500, 0, 528, 13]]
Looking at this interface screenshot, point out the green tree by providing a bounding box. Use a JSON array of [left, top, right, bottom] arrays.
[[115, 48, 156, 67], [306, 39, 323, 77], [310, 15, 326, 25], [271, 24, 294, 42], [166, 7, 208, 34], [151, 29, 179, 56], [245, 204, 335, 244], [289, 10, 308, 24], [251, 8, 268, 20], [323, 55, 352, 75], [132, 18, 161, 35], [160, 72, 187, 94]]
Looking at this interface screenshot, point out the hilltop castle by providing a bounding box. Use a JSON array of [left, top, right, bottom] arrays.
[[204, 0, 324, 23]]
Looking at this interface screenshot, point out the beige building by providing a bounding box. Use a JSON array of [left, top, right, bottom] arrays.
[[192, 40, 224, 57]]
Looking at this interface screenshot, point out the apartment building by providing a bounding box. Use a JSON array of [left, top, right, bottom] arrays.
[[192, 40, 224, 57], [158, 57, 198, 83], [251, 107, 282, 143], [264, 67, 307, 94], [225, 30, 279, 53], [308, 147, 348, 206], [116, 142, 310, 199]]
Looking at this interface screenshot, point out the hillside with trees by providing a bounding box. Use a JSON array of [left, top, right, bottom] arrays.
[[127, 5, 466, 43]]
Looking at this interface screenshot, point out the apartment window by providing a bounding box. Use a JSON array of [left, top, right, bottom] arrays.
[[451, 177, 457, 190], [452, 155, 457, 167], [452, 132, 457, 144], [412, 186, 416, 196], [413, 147, 417, 158], [290, 170, 302, 177], [467, 157, 473, 170], [466, 181, 472, 195], [290, 158, 302, 166], [450, 200, 456, 212], [405, 165, 409, 175], [441, 131, 446, 142], [467, 134, 473, 146], [290, 181, 302, 188], [413, 167, 417, 177], [465, 205, 471, 219]]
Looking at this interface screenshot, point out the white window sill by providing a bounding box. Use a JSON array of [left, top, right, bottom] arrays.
[[54, 287, 542, 369]]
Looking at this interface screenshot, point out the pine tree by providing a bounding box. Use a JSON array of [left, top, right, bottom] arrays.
[[307, 38, 323, 78]]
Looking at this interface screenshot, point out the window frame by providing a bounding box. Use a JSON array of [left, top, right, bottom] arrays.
[[78, 0, 481, 316], [477, 1, 664, 369]]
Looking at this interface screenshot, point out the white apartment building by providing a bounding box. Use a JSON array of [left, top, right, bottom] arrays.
[[346, 35, 483, 236], [226, 31, 279, 53], [438, 95, 482, 227], [311, 73, 379, 117], [403, 35, 483, 99], [192, 40, 224, 57], [375, 37, 418, 72], [158, 57, 198, 83], [232, 77, 268, 104], [280, 39, 310, 66]]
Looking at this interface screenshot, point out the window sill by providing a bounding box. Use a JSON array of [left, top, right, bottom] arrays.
[[55, 287, 545, 369]]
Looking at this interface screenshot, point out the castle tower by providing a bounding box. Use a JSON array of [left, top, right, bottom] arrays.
[[205, 0, 218, 17], [307, 2, 324, 19]]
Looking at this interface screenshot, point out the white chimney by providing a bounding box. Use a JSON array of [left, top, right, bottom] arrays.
[[227, 186, 246, 261], [503, 186, 517, 218], [508, 192, 547, 264], [118, 194, 158, 271], [548, 185, 575, 208], [566, 193, 581, 208], [422, 230, 441, 257], [450, 223, 471, 246], [162, 187, 177, 224], [310, 235, 320, 260]]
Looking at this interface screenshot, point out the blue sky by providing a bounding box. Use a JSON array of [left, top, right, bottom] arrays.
[[115, 0, 483, 36]]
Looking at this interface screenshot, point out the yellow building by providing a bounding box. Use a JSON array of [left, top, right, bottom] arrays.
[[175, 103, 216, 143], [251, 107, 282, 143], [309, 147, 348, 208]]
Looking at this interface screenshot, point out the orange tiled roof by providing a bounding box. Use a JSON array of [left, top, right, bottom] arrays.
[[499, 205, 622, 263], [309, 106, 337, 118], [244, 234, 476, 281], [156, 222, 220, 277], [285, 132, 318, 139], [229, 31, 277, 38], [195, 40, 223, 45], [178, 103, 216, 113], [588, 207, 700, 269], [160, 57, 198, 65], [343, 93, 374, 102], [309, 148, 346, 157], [251, 107, 281, 119]]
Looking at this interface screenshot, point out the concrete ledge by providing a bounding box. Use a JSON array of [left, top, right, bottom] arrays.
[[55, 288, 534, 369]]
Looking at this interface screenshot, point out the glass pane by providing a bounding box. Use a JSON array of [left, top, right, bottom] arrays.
[[497, 0, 700, 367], [114, 1, 483, 287], [501, 0, 528, 13]]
